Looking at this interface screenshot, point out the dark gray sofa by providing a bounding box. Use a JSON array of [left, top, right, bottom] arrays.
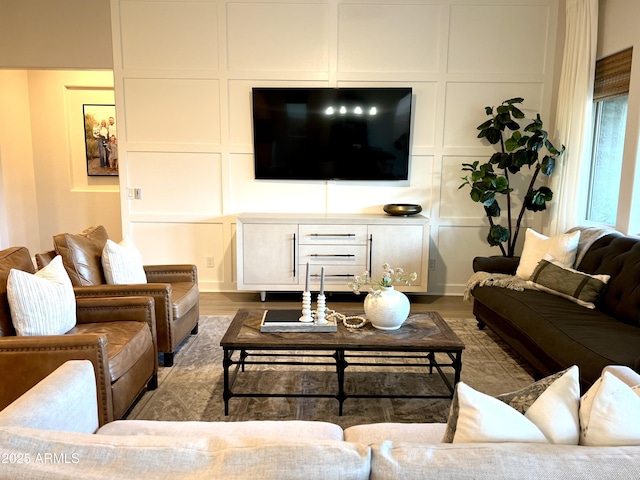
[[471, 232, 640, 390]]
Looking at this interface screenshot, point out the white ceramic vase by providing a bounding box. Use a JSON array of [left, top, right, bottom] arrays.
[[363, 286, 410, 330]]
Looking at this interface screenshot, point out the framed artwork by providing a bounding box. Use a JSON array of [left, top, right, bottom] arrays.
[[83, 104, 118, 176]]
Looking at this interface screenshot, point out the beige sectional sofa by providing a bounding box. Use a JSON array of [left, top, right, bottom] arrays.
[[1, 361, 640, 479]]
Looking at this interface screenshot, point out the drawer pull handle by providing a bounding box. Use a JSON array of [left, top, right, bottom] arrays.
[[309, 233, 356, 237], [310, 274, 354, 278], [310, 254, 355, 257]]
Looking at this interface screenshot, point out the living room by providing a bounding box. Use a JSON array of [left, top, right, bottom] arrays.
[[1, 0, 640, 478], [0, 0, 635, 297]]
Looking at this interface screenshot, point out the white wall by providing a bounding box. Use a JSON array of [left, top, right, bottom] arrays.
[[111, 0, 562, 294], [598, 0, 640, 235], [0, 70, 122, 253], [0, 71, 39, 250]]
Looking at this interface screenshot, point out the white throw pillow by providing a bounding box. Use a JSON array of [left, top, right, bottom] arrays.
[[102, 236, 147, 284], [515, 228, 580, 279], [452, 366, 580, 444], [580, 370, 640, 446], [7, 255, 76, 336]]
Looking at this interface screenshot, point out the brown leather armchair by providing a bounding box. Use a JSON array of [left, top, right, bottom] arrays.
[[36, 225, 199, 367], [0, 246, 158, 426]]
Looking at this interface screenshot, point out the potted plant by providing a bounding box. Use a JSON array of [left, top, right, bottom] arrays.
[[458, 98, 565, 257]]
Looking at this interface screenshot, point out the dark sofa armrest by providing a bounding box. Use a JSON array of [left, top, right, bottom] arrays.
[[473, 256, 521, 275], [0, 334, 112, 425], [144, 264, 198, 284]]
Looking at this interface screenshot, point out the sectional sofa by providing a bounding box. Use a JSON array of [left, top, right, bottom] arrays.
[[1, 361, 639, 479], [470, 228, 640, 389]]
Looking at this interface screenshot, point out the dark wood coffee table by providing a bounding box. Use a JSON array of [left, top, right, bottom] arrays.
[[220, 308, 464, 415]]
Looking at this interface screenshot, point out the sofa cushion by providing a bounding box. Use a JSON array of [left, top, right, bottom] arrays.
[[580, 370, 640, 446], [472, 286, 640, 385], [515, 228, 580, 280], [577, 234, 640, 327], [102, 237, 147, 285], [0, 427, 371, 480], [54, 225, 109, 286], [0, 247, 36, 337], [8, 256, 77, 336], [70, 321, 152, 383], [443, 366, 580, 444], [98, 420, 344, 441], [370, 441, 640, 480], [528, 259, 610, 309], [344, 423, 447, 445]]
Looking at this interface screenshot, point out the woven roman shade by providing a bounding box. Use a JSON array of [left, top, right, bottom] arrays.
[[593, 47, 633, 102]]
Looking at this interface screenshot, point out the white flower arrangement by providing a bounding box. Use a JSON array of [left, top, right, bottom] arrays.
[[348, 263, 417, 295]]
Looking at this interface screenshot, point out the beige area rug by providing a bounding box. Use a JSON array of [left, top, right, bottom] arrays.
[[126, 314, 536, 428]]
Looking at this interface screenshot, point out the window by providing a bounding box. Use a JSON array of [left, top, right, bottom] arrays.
[[586, 47, 632, 225]]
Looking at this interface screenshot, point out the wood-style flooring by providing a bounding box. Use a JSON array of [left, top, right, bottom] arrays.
[[199, 291, 473, 319]]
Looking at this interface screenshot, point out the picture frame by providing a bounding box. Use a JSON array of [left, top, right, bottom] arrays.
[[83, 104, 118, 176]]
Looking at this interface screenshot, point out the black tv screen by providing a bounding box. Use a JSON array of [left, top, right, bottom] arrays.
[[252, 87, 412, 180]]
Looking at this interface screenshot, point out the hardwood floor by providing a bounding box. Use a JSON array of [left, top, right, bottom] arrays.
[[199, 291, 473, 319]]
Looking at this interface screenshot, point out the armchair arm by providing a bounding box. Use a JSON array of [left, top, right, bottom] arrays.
[[75, 296, 157, 341], [74, 284, 172, 351], [144, 264, 198, 284], [472, 255, 521, 275], [0, 334, 112, 426]]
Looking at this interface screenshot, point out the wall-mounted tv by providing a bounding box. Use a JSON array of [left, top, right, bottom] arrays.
[[252, 87, 412, 181]]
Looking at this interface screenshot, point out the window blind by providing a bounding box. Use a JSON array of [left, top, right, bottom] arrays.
[[594, 47, 633, 102]]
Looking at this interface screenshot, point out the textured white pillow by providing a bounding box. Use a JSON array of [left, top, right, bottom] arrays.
[[8, 255, 76, 336], [102, 236, 147, 284], [515, 228, 580, 279], [580, 370, 640, 446], [453, 366, 580, 444]]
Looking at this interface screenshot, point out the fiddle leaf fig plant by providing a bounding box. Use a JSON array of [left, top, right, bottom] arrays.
[[459, 98, 565, 257]]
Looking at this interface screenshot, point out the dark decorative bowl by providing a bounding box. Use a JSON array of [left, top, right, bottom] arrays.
[[383, 204, 423, 216]]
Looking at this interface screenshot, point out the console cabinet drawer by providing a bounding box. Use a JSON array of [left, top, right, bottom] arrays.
[[299, 224, 368, 245], [303, 264, 363, 286], [299, 245, 367, 265]]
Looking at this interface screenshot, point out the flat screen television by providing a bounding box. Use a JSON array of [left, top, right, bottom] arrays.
[[252, 87, 412, 181]]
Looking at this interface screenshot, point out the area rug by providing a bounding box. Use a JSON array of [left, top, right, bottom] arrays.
[[126, 314, 536, 428]]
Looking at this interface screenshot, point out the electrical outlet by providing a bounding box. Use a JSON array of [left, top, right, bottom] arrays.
[[429, 259, 436, 271], [206, 257, 215, 268]]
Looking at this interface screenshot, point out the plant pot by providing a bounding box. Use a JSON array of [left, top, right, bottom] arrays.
[[363, 286, 410, 330]]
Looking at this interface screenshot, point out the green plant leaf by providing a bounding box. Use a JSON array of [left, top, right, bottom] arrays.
[[505, 97, 524, 105], [482, 191, 496, 206], [484, 127, 502, 144], [485, 106, 493, 115], [485, 200, 501, 217], [494, 176, 509, 191], [540, 156, 555, 176], [487, 225, 510, 246], [470, 187, 483, 203], [510, 106, 525, 119], [477, 119, 494, 130], [524, 187, 553, 212]]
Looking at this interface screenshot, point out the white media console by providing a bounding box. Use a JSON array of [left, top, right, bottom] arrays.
[[236, 213, 430, 300]]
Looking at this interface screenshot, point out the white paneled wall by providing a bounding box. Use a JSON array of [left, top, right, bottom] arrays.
[[110, 0, 560, 293]]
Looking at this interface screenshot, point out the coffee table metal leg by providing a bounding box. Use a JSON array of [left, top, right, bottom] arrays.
[[223, 348, 233, 415], [334, 349, 347, 415], [427, 352, 435, 374]]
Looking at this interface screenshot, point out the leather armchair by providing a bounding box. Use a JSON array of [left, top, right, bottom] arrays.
[[0, 246, 158, 426], [36, 225, 200, 367]]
